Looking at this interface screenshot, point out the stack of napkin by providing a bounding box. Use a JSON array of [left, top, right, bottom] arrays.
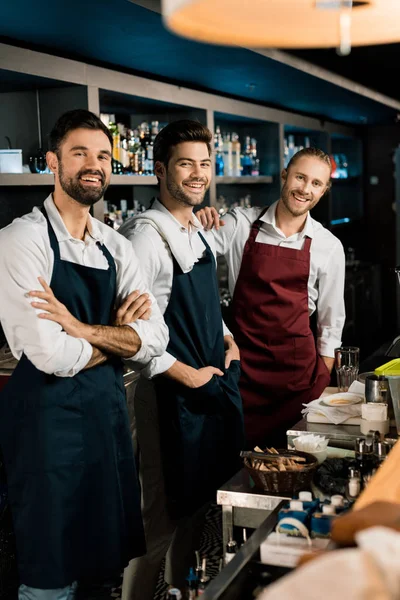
[[301, 381, 365, 425]]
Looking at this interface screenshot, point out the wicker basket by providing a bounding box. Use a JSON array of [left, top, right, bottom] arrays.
[[243, 449, 318, 495]]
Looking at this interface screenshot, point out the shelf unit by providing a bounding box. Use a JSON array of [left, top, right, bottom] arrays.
[[0, 41, 362, 228]]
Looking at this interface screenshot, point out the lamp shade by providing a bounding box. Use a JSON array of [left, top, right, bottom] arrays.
[[162, 0, 400, 49]]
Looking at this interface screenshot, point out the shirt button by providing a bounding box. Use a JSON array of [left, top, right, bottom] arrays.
[[180, 227, 187, 233]]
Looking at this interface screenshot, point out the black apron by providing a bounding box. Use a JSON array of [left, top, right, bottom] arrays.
[[0, 206, 145, 589], [154, 233, 244, 519]]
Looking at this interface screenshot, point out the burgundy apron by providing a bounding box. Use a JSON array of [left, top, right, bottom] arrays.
[[231, 211, 331, 448]]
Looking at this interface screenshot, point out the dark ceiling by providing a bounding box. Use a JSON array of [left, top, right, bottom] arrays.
[[289, 44, 400, 101], [0, 0, 399, 127]]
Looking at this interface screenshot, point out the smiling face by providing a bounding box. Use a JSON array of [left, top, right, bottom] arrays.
[[48, 127, 112, 206], [281, 156, 331, 217], [156, 141, 212, 208]]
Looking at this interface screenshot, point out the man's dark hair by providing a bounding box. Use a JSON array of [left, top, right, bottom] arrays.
[[49, 109, 113, 155], [153, 119, 212, 168]]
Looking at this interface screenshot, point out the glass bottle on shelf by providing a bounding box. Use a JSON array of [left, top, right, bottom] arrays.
[[287, 134, 296, 164], [214, 126, 224, 176], [250, 138, 260, 176], [231, 132, 241, 177], [222, 133, 233, 177], [151, 120, 159, 143], [127, 129, 138, 174], [283, 137, 289, 168], [241, 136, 252, 176]]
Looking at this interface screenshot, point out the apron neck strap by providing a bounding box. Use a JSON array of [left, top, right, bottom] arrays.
[[41, 205, 60, 261], [96, 241, 115, 271], [40, 205, 115, 271], [198, 231, 212, 253], [248, 206, 269, 242]]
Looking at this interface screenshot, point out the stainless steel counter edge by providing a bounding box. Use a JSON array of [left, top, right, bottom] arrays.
[[217, 490, 289, 510], [200, 502, 286, 600]]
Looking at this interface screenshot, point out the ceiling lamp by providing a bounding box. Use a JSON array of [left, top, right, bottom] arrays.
[[162, 0, 400, 55]]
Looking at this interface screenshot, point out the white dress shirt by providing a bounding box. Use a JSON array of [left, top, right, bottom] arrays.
[[212, 201, 346, 358], [0, 195, 168, 377], [119, 199, 231, 379]]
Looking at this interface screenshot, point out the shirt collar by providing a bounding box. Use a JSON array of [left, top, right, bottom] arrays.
[[259, 199, 314, 239], [43, 194, 104, 244], [151, 198, 202, 233]]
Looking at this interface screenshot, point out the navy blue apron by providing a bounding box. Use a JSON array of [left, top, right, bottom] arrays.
[[0, 206, 145, 589], [154, 233, 244, 519]]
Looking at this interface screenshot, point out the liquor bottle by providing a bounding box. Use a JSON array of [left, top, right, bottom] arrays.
[[111, 122, 121, 164], [222, 133, 233, 177], [287, 134, 296, 164], [146, 139, 154, 175], [120, 132, 131, 172], [231, 132, 241, 177], [128, 129, 141, 175], [241, 137, 252, 176], [214, 126, 224, 176], [151, 120, 159, 142], [283, 137, 289, 168], [250, 138, 259, 176]]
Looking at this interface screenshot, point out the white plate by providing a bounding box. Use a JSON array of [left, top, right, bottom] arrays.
[[320, 392, 364, 407]]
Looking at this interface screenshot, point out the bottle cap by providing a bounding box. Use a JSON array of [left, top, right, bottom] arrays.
[[322, 504, 336, 515], [331, 494, 344, 507], [299, 491, 313, 502], [226, 539, 238, 553], [289, 500, 303, 511]]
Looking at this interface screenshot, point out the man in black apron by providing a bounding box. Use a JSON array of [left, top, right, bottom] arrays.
[[119, 120, 244, 600], [0, 110, 169, 600]]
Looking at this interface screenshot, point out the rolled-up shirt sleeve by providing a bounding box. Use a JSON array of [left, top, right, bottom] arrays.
[[317, 240, 346, 358], [115, 238, 169, 366], [0, 229, 92, 377], [120, 228, 174, 377]]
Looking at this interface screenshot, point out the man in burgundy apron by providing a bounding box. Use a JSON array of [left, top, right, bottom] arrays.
[[198, 147, 345, 448], [230, 214, 331, 448]]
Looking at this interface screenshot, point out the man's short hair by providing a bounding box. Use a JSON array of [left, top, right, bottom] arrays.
[[153, 120, 212, 168], [49, 109, 113, 156], [286, 147, 332, 191]]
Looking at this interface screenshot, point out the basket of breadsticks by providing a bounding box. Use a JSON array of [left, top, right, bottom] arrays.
[[241, 446, 318, 494]]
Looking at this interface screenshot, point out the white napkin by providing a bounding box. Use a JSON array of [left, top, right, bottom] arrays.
[[301, 399, 362, 425], [127, 210, 202, 274], [302, 381, 365, 425]]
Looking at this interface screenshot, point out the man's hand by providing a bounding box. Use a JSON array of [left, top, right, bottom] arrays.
[[321, 355, 335, 373], [29, 277, 88, 338], [114, 290, 152, 326], [224, 335, 240, 369], [29, 277, 142, 358], [164, 361, 223, 388], [196, 207, 225, 231]]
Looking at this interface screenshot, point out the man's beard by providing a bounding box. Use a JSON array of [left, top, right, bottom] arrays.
[[58, 161, 108, 207], [281, 182, 319, 217], [166, 174, 208, 208]]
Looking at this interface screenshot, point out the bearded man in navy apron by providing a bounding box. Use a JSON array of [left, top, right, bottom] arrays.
[[0, 110, 169, 600], [118, 120, 244, 600], [197, 148, 346, 449]]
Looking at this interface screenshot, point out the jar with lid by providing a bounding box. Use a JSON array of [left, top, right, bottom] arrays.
[[346, 467, 361, 501]]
